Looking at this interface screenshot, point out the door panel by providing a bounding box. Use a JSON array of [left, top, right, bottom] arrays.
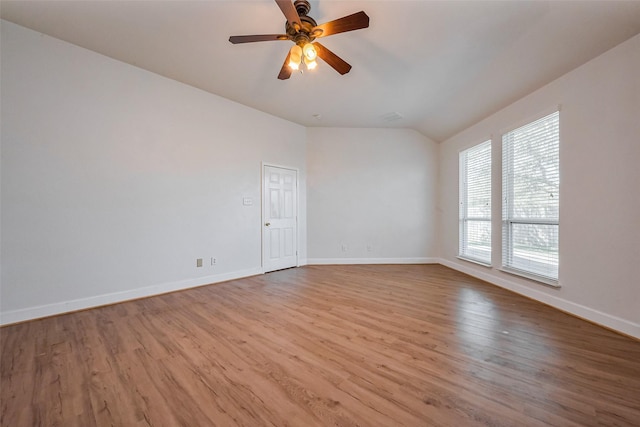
[[263, 166, 298, 272], [269, 229, 280, 258], [283, 227, 295, 257]]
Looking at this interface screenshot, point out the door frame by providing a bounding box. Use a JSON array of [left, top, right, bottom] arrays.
[[261, 162, 300, 272]]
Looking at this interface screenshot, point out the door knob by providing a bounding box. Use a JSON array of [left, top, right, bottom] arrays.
[[265, 222, 271, 226]]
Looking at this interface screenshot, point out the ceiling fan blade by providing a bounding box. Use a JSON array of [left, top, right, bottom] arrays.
[[313, 42, 352, 75], [275, 0, 302, 31], [229, 34, 289, 44], [313, 11, 369, 38], [278, 50, 293, 80]]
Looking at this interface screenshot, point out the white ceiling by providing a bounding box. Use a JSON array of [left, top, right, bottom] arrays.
[[2, 0, 640, 142]]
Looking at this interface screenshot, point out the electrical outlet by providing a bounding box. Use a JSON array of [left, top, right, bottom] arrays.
[[196, 258, 203, 268], [341, 244, 348, 252], [211, 257, 217, 265]]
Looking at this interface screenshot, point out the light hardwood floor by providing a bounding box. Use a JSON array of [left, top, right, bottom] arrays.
[[1, 264, 639, 426]]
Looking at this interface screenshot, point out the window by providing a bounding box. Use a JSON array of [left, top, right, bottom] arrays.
[[459, 140, 491, 265], [502, 111, 560, 283]]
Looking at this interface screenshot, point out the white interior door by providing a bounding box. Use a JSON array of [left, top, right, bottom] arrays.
[[263, 165, 298, 272]]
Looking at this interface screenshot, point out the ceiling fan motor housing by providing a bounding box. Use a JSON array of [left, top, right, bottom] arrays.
[[286, 17, 318, 44], [294, 0, 311, 16]]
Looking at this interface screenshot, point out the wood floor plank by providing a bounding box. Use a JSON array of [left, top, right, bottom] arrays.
[[2, 264, 639, 426]]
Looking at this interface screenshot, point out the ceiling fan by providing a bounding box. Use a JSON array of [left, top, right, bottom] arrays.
[[229, 0, 370, 80]]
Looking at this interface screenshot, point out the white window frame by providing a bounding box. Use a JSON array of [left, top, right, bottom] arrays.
[[501, 110, 560, 286], [459, 140, 492, 266]]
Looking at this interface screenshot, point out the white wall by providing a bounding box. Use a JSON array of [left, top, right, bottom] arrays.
[[3, 19, 638, 339], [0, 20, 307, 324], [438, 34, 640, 338], [307, 128, 439, 263]]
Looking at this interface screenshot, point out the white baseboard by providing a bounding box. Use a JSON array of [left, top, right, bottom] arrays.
[[438, 257, 640, 339], [307, 257, 439, 265], [4, 259, 637, 339], [0, 267, 263, 326]]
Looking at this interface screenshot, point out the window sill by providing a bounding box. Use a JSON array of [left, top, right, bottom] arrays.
[[457, 256, 491, 268], [499, 267, 560, 289]]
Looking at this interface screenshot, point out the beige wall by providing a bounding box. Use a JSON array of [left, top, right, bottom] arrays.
[[307, 127, 439, 263], [438, 34, 640, 338], [1, 20, 307, 323], [3, 19, 639, 338]]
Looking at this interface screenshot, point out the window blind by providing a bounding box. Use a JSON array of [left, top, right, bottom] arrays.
[[459, 140, 491, 264], [502, 111, 559, 281]]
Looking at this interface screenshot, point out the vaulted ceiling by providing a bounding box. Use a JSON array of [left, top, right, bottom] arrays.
[[2, 0, 640, 142]]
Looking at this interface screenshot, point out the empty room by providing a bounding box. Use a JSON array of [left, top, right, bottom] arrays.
[[1, 1, 639, 426]]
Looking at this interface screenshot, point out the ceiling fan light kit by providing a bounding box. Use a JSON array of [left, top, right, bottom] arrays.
[[303, 43, 317, 61], [304, 56, 317, 70], [288, 45, 302, 70], [229, 0, 369, 80]]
